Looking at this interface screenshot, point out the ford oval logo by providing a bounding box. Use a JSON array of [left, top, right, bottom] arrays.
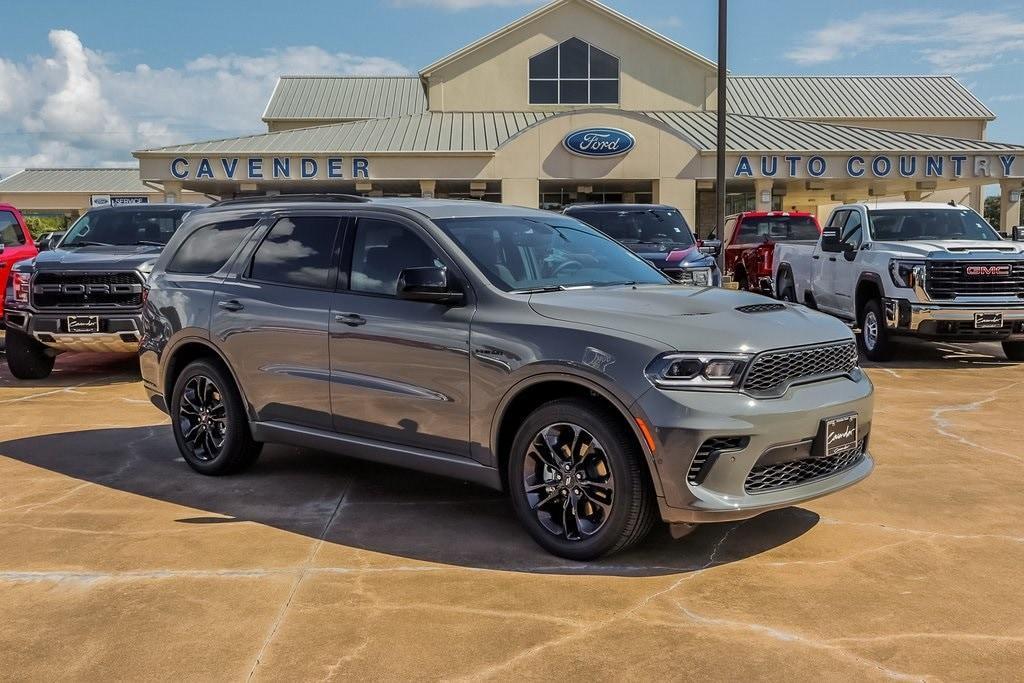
[[562, 128, 635, 158]]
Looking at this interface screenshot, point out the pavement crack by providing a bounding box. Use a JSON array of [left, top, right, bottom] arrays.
[[929, 381, 1023, 462]]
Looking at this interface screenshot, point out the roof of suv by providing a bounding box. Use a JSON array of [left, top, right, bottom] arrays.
[[199, 195, 560, 221], [847, 201, 967, 211], [85, 203, 203, 213], [564, 203, 675, 212]]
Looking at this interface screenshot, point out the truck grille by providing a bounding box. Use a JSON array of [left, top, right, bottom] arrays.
[[745, 439, 865, 493], [31, 272, 144, 309], [925, 261, 1024, 299], [741, 341, 858, 397]]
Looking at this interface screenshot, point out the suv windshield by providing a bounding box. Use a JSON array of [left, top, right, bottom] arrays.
[[437, 216, 670, 292], [570, 208, 695, 246], [62, 209, 192, 247], [735, 215, 819, 243], [868, 208, 1000, 242]]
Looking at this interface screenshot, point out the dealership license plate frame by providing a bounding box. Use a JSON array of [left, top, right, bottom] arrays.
[[974, 312, 1003, 329], [66, 315, 100, 334], [815, 413, 859, 458]]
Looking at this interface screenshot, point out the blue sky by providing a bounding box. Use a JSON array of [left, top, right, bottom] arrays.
[[0, 0, 1022, 173]]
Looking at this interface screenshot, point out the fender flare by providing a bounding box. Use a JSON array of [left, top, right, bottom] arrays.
[[855, 272, 886, 316], [161, 335, 256, 421]]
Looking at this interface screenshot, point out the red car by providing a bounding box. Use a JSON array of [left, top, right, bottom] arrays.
[[723, 211, 821, 295], [0, 205, 38, 324]]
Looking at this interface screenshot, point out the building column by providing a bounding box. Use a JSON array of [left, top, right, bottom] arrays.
[[653, 178, 697, 232], [967, 185, 983, 212], [754, 179, 773, 212], [1000, 178, 1024, 234], [501, 178, 539, 209], [162, 181, 182, 203], [419, 180, 436, 199], [904, 190, 923, 201]]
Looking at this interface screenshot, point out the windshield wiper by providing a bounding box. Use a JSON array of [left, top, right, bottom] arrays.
[[64, 240, 113, 247], [511, 285, 568, 294], [135, 240, 166, 246]]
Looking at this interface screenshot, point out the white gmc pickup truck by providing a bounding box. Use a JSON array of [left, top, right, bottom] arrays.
[[773, 202, 1024, 361]]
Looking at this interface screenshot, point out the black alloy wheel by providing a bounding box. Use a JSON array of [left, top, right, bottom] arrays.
[[178, 374, 228, 462]]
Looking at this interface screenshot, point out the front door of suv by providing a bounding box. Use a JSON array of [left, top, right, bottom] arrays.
[[329, 216, 472, 457], [212, 214, 344, 430]]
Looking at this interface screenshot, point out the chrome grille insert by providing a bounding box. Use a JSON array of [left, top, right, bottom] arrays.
[[925, 261, 1024, 299], [741, 341, 858, 397], [745, 440, 866, 493]]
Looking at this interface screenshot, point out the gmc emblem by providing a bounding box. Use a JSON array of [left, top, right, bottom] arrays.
[[33, 283, 143, 295], [965, 265, 1011, 277]]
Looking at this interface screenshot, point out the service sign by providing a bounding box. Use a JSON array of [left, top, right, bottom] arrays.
[[110, 196, 149, 206], [563, 128, 635, 158]]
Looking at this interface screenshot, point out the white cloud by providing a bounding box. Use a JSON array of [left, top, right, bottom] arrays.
[[0, 30, 409, 175], [387, 0, 541, 10], [787, 11, 1024, 75]]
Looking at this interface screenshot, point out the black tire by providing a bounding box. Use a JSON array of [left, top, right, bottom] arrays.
[[778, 274, 797, 303], [508, 398, 657, 560], [4, 329, 56, 380], [170, 360, 262, 475], [734, 269, 749, 291], [1002, 341, 1024, 361], [859, 299, 893, 362]]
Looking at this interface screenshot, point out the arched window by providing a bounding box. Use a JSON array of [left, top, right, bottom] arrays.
[[528, 37, 619, 105]]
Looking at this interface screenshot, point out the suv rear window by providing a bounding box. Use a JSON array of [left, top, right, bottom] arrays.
[[0, 211, 26, 246], [570, 208, 695, 246], [167, 220, 258, 274], [735, 216, 819, 244], [249, 216, 342, 289]]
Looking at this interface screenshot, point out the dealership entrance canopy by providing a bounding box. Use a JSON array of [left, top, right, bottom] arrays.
[[124, 0, 1017, 233]]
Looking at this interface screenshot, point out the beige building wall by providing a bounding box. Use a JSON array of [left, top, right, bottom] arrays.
[[0, 191, 206, 214], [424, 1, 714, 113]]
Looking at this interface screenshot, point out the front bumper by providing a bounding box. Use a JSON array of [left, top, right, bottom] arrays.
[[4, 308, 143, 353], [883, 298, 1024, 340], [634, 373, 874, 524]]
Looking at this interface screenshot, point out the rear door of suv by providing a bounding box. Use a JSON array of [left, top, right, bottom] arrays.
[[328, 213, 473, 457], [211, 212, 345, 430]]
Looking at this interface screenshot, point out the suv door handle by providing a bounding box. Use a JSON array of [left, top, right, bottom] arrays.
[[811, 255, 820, 260], [828, 256, 837, 262], [218, 300, 244, 312], [335, 313, 366, 327]]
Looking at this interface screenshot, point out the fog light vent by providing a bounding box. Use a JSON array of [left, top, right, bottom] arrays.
[[688, 436, 749, 486]]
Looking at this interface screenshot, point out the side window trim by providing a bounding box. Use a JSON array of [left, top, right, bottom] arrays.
[[243, 213, 344, 291]]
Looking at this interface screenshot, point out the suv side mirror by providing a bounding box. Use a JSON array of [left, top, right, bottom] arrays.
[[37, 237, 50, 252], [397, 266, 464, 305], [698, 239, 721, 256]]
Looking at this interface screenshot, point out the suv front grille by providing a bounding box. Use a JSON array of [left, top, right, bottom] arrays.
[[687, 436, 748, 485], [31, 272, 145, 310], [741, 341, 858, 397], [745, 439, 866, 493], [925, 261, 1024, 299]]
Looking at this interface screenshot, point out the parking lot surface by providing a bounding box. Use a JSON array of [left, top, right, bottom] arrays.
[[0, 341, 1022, 681]]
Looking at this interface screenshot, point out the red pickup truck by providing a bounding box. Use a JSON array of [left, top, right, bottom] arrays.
[[0, 205, 38, 325], [723, 211, 821, 295]]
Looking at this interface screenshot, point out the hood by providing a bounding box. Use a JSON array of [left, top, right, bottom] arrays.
[[529, 285, 853, 354], [875, 240, 1024, 259], [31, 245, 163, 273]]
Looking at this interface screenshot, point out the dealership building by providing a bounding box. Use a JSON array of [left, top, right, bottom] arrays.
[[4, 0, 1024, 234]]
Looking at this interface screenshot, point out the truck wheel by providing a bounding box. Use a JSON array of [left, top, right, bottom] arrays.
[[1002, 342, 1024, 361], [508, 399, 657, 560], [778, 274, 797, 303], [4, 329, 56, 380], [170, 360, 262, 475], [859, 299, 893, 361]]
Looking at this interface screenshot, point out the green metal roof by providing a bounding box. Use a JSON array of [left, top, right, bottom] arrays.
[[726, 76, 994, 121], [0, 168, 154, 193], [137, 110, 1024, 157], [263, 76, 427, 121]]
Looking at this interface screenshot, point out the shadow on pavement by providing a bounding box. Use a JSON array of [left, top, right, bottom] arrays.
[[0, 352, 140, 389], [0, 425, 819, 576]]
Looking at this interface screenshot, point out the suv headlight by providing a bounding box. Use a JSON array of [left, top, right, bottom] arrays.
[[675, 267, 712, 287], [645, 352, 751, 390], [889, 260, 925, 289]]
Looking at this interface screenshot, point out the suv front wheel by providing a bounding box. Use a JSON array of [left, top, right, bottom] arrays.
[[170, 360, 262, 475], [508, 399, 656, 560]]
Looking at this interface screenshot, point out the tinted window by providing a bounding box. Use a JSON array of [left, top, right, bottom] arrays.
[[438, 216, 669, 292], [350, 219, 442, 296], [736, 216, 820, 243], [528, 38, 619, 105], [250, 216, 341, 289], [868, 208, 1000, 242], [167, 220, 258, 274], [826, 210, 849, 229], [529, 46, 558, 79], [559, 38, 589, 78], [62, 208, 191, 247], [0, 211, 26, 246], [570, 208, 695, 246], [841, 211, 864, 248]]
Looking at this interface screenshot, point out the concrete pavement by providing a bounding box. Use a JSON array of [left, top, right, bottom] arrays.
[[0, 342, 1021, 681]]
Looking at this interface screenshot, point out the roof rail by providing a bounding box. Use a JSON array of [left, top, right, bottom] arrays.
[[209, 193, 371, 208]]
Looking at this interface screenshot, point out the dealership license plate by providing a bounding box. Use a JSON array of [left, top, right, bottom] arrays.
[[66, 315, 100, 333], [974, 312, 1003, 329], [823, 414, 858, 457]]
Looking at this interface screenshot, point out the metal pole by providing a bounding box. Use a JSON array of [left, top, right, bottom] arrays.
[[715, 0, 727, 276]]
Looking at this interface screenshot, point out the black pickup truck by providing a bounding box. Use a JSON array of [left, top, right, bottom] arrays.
[[3, 203, 199, 379]]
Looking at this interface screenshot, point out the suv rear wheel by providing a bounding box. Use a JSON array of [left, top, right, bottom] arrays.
[[4, 329, 56, 380], [859, 299, 893, 361], [508, 399, 656, 560], [170, 360, 262, 475]]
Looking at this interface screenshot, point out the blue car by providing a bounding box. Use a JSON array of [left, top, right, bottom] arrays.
[[563, 203, 721, 286]]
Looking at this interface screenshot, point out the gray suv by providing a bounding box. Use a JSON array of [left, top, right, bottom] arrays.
[[141, 195, 874, 560]]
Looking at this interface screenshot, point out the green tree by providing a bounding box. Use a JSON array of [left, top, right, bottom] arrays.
[[22, 215, 68, 240], [984, 195, 1001, 231]]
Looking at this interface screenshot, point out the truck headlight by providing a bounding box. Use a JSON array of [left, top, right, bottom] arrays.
[[12, 271, 30, 303], [889, 260, 925, 289], [676, 267, 712, 287], [645, 352, 751, 390]]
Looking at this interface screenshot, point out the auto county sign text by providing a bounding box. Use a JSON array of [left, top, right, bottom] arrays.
[[731, 153, 1021, 179]]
